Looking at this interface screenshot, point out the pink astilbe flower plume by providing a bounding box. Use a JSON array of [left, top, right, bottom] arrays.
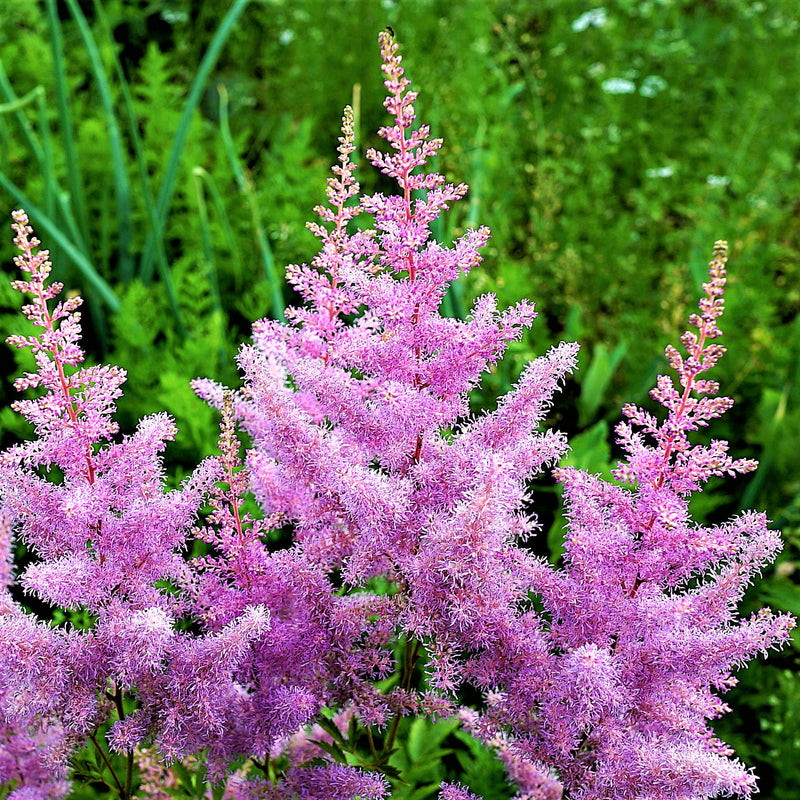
[[0, 512, 74, 800], [466, 242, 794, 800], [1, 214, 218, 616], [0, 212, 278, 788], [192, 30, 576, 797], [196, 23, 574, 717]]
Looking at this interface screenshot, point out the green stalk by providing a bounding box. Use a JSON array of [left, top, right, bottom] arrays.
[[0, 174, 119, 312], [381, 636, 421, 759], [138, 0, 253, 284], [62, 0, 133, 282], [124, 749, 134, 800], [88, 731, 125, 797], [110, 686, 133, 800], [44, 0, 89, 252], [218, 85, 285, 320]]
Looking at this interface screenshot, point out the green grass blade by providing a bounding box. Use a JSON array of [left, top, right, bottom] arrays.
[[0, 84, 56, 218], [35, 88, 55, 221], [138, 0, 253, 284], [44, 0, 89, 252], [87, 0, 183, 336], [0, 108, 8, 167], [193, 166, 231, 372], [192, 164, 244, 286], [192, 167, 222, 314], [464, 119, 487, 230], [217, 84, 285, 320], [0, 84, 44, 114], [0, 66, 88, 272], [63, 0, 133, 282], [0, 64, 47, 168], [0, 172, 119, 313]]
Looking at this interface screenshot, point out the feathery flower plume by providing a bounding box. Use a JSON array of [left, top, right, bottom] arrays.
[[1, 212, 274, 790], [466, 243, 794, 799]]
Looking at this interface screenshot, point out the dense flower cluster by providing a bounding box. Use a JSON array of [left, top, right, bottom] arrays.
[[458, 242, 794, 799], [1, 30, 793, 800]]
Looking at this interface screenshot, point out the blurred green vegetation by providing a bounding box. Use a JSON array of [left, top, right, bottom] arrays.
[[1, 0, 799, 797]]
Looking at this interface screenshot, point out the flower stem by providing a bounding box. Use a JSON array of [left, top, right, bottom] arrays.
[[88, 730, 125, 798]]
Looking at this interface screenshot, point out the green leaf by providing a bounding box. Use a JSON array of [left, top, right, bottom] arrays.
[[170, 760, 197, 797], [561, 420, 613, 475], [315, 713, 347, 745], [376, 763, 404, 780], [407, 783, 443, 800], [211, 782, 226, 800], [577, 341, 627, 427], [348, 712, 360, 745], [407, 717, 459, 761], [309, 738, 348, 765]]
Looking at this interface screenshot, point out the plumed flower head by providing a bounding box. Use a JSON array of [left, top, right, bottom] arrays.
[[2, 211, 219, 616], [5, 210, 124, 478], [528, 244, 796, 799]]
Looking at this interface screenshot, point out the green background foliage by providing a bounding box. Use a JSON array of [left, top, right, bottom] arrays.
[[1, 0, 799, 797]]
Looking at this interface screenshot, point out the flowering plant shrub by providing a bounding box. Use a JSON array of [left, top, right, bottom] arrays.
[[0, 31, 794, 800]]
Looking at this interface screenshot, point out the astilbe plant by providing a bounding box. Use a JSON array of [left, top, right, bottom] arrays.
[[0, 30, 794, 800], [0, 210, 274, 799], [457, 243, 795, 799]]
